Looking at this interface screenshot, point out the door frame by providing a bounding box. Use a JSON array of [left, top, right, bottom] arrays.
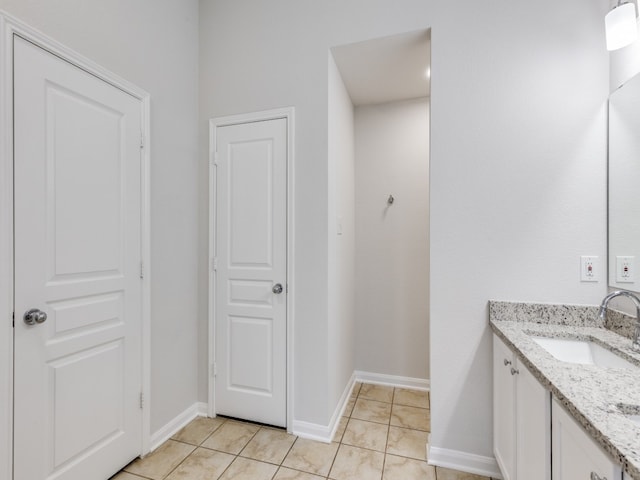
[[0, 12, 152, 479], [208, 107, 295, 431]]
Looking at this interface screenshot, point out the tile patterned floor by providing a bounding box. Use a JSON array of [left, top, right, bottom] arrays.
[[111, 383, 496, 480]]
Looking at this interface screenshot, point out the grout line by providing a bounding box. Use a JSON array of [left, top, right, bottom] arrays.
[[279, 435, 298, 467], [158, 443, 197, 480], [215, 454, 236, 480], [116, 472, 153, 480], [235, 426, 261, 458]]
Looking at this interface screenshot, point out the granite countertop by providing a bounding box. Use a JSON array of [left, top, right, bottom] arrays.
[[489, 301, 640, 480]]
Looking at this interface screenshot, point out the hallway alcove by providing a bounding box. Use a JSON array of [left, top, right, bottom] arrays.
[[328, 29, 431, 390]]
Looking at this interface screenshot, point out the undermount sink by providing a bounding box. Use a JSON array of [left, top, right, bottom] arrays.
[[531, 336, 638, 370], [616, 404, 640, 426], [628, 414, 640, 426]]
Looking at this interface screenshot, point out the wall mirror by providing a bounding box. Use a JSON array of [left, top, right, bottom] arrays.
[[609, 72, 640, 293]]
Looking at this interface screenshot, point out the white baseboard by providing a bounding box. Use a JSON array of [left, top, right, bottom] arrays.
[[291, 372, 357, 444], [149, 402, 208, 452], [327, 372, 356, 440], [354, 370, 430, 391], [428, 444, 503, 479], [290, 419, 333, 443]]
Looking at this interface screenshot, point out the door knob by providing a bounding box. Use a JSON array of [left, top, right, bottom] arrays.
[[272, 283, 284, 294], [23, 308, 47, 326]]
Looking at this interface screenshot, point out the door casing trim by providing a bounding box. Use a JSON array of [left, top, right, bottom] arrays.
[[0, 11, 152, 478], [208, 107, 295, 431]]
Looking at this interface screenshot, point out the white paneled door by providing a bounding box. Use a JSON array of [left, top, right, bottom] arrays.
[[214, 118, 287, 427], [13, 37, 143, 479]]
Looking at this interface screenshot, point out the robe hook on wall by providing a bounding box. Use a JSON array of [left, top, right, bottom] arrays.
[[387, 194, 394, 205]]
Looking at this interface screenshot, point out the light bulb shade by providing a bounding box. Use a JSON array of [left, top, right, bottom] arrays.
[[606, 2, 638, 51]]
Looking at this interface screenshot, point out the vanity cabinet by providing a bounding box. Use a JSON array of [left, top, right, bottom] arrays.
[[551, 397, 622, 480], [493, 335, 551, 480]]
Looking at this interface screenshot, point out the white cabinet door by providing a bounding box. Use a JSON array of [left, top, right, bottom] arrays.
[[515, 362, 550, 480], [494, 335, 516, 480], [493, 334, 550, 480], [552, 397, 622, 480]]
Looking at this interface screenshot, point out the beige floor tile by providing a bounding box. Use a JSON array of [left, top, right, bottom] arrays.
[[171, 416, 226, 445], [333, 416, 349, 443], [110, 473, 146, 480], [124, 440, 195, 480], [341, 418, 388, 452], [201, 421, 260, 455], [240, 427, 296, 464], [386, 426, 428, 460], [165, 447, 234, 480], [435, 466, 491, 480], [383, 454, 435, 480], [274, 467, 325, 480], [359, 384, 394, 403], [343, 398, 356, 417], [351, 398, 392, 424], [390, 404, 430, 431], [282, 438, 339, 476], [329, 444, 384, 480], [218, 457, 278, 480], [393, 388, 430, 409]]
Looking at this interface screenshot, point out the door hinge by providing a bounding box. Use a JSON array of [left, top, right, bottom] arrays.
[[140, 261, 144, 279], [139, 391, 144, 409], [212, 363, 217, 377], [140, 134, 145, 150], [211, 258, 217, 272], [212, 151, 218, 166]]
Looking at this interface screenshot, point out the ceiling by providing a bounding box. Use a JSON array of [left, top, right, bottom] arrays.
[[331, 29, 431, 106]]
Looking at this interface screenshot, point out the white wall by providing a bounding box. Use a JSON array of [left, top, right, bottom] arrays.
[[430, 0, 608, 465], [354, 98, 429, 380], [328, 54, 356, 414], [199, 0, 609, 469], [0, 0, 200, 438]]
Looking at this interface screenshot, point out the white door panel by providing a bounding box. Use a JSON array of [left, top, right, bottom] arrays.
[[13, 36, 142, 480], [215, 118, 287, 427]]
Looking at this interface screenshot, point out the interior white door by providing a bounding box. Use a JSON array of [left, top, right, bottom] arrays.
[[214, 118, 287, 427], [13, 36, 143, 480]]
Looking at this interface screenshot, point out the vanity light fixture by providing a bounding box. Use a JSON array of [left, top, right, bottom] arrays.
[[605, 0, 638, 51]]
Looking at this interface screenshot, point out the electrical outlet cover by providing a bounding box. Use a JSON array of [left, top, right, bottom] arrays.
[[616, 256, 634, 283], [580, 256, 598, 282]]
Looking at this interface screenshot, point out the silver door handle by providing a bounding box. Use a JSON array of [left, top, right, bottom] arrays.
[[23, 308, 47, 326], [510, 367, 519, 376], [590, 473, 607, 480], [272, 283, 283, 294]]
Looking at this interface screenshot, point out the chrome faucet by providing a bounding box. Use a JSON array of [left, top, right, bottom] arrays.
[[599, 290, 640, 352]]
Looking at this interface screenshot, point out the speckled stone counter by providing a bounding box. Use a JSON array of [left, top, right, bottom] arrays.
[[489, 300, 640, 480]]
